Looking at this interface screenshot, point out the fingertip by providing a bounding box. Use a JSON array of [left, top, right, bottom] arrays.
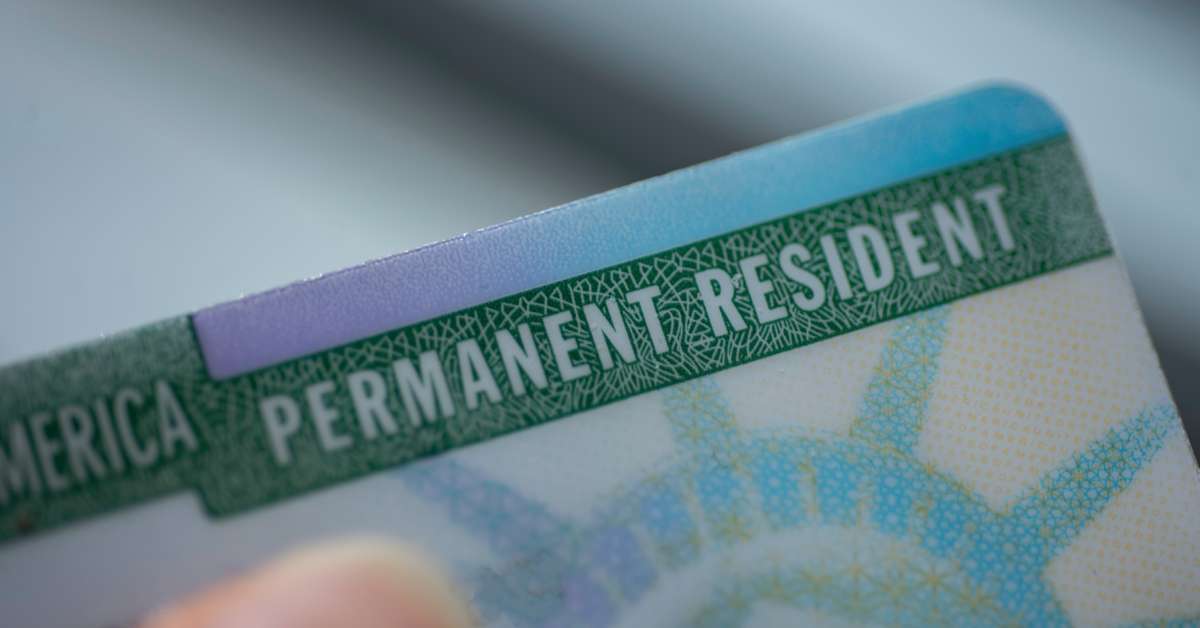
[[143, 537, 473, 628]]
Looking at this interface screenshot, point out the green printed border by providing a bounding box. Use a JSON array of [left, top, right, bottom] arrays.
[[0, 135, 1111, 542]]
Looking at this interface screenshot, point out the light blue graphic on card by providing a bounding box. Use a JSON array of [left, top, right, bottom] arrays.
[[401, 306, 1184, 627]]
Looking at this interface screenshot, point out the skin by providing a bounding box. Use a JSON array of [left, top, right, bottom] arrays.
[[142, 538, 474, 628]]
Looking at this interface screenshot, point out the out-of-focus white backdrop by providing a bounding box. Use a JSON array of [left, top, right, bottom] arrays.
[[1, 1, 1196, 422]]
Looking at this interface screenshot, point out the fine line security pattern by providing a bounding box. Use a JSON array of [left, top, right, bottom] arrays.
[[0, 137, 1109, 540]]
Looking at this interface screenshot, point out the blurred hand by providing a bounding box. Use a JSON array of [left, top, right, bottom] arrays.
[[142, 538, 473, 628]]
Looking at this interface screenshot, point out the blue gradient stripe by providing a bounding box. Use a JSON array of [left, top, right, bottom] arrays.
[[193, 83, 1067, 378]]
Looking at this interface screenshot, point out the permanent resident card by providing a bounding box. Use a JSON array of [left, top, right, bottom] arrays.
[[0, 84, 1197, 627]]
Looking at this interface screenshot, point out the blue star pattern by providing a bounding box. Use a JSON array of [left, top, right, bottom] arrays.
[[400, 306, 1191, 627]]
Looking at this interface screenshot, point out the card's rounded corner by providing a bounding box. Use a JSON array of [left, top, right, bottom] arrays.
[[969, 80, 1069, 131]]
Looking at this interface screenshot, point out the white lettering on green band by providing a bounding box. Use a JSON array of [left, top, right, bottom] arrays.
[[0, 136, 1110, 542]]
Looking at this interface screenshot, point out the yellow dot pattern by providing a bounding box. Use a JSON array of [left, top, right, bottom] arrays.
[[919, 258, 1169, 508], [917, 257, 1198, 624], [1047, 432, 1200, 625]]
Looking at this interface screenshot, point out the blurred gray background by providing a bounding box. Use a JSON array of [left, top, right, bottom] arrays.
[[1, 2, 1196, 437]]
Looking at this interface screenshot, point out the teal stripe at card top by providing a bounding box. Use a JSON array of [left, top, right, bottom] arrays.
[[193, 82, 1069, 378], [555, 81, 1067, 270]]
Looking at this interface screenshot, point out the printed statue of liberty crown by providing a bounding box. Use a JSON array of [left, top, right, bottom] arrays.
[[402, 304, 1188, 627]]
